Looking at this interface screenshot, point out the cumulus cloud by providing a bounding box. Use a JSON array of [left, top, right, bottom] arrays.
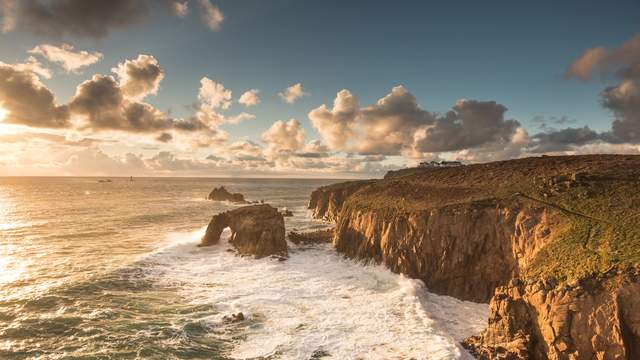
[[29, 43, 103, 72], [171, 1, 189, 17], [602, 64, 640, 143], [413, 99, 520, 153], [308, 89, 358, 151], [69, 74, 173, 132], [197, 0, 223, 31], [279, 83, 308, 104], [262, 118, 306, 157], [310, 86, 523, 158], [238, 89, 260, 107], [198, 77, 232, 110], [13, 0, 149, 38], [227, 140, 265, 161], [112, 54, 164, 101], [529, 126, 603, 153], [2, 56, 52, 79], [0, 63, 69, 128], [567, 34, 640, 80]]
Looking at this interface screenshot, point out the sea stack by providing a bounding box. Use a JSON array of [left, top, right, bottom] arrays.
[[200, 204, 287, 258], [207, 186, 249, 204]]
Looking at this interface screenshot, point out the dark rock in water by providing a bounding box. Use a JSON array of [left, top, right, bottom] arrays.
[[223, 312, 245, 323], [207, 186, 248, 204], [288, 228, 333, 245], [280, 208, 294, 217], [200, 204, 287, 258]]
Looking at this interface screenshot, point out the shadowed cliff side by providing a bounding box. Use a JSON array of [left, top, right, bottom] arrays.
[[309, 155, 640, 359], [307, 180, 376, 221]]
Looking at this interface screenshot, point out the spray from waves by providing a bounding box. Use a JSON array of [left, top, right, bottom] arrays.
[[142, 228, 488, 360]]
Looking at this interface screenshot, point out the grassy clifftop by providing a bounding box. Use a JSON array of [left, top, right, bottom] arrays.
[[347, 155, 640, 282]]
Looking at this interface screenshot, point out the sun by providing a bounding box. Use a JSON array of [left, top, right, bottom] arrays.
[[0, 107, 7, 122]]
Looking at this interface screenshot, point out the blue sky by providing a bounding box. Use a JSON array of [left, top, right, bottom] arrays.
[[0, 0, 639, 176]]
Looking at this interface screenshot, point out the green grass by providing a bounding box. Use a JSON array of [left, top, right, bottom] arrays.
[[344, 155, 640, 283]]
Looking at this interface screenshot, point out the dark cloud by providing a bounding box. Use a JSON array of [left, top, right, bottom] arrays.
[[69, 73, 202, 134], [567, 34, 640, 80], [70, 74, 173, 132], [414, 99, 520, 153], [0, 63, 69, 128], [16, 0, 149, 38], [602, 64, 640, 143], [529, 126, 603, 153], [156, 132, 173, 143]]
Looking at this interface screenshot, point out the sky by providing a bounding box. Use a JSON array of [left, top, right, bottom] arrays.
[[0, 0, 639, 177]]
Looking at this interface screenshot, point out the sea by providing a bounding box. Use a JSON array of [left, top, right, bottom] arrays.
[[0, 177, 487, 359]]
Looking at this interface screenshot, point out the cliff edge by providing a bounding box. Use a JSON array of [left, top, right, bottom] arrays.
[[309, 155, 640, 359]]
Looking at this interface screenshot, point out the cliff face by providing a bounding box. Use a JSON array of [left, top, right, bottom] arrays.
[[309, 155, 640, 359], [307, 180, 375, 221], [464, 268, 640, 360], [334, 202, 561, 302]]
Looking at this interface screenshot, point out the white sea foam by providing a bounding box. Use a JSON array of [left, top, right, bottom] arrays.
[[148, 228, 488, 360]]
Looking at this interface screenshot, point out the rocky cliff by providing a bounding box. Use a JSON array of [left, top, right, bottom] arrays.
[[307, 180, 375, 221], [200, 204, 287, 258], [310, 155, 640, 359]]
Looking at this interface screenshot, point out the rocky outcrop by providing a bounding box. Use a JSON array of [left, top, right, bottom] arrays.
[[333, 202, 561, 302], [463, 267, 640, 360], [200, 204, 287, 258], [307, 180, 375, 221], [207, 186, 248, 204], [310, 155, 640, 359], [288, 228, 334, 245]]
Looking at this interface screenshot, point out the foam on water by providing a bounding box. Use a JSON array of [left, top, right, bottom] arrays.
[[146, 228, 488, 360]]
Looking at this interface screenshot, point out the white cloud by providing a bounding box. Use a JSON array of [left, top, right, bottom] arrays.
[[238, 89, 260, 106], [172, 1, 189, 18], [29, 43, 103, 73], [112, 54, 165, 101], [308, 89, 358, 151], [262, 118, 306, 157], [279, 83, 308, 104], [3, 56, 52, 79], [197, 0, 224, 31], [198, 77, 232, 110]]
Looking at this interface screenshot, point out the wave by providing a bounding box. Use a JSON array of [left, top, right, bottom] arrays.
[[142, 228, 488, 360]]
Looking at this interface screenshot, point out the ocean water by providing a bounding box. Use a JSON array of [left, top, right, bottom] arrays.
[[0, 177, 487, 359]]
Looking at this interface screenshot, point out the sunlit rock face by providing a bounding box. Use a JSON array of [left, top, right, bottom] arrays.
[[464, 268, 640, 360], [201, 204, 287, 258], [307, 180, 375, 222], [308, 154, 640, 359]]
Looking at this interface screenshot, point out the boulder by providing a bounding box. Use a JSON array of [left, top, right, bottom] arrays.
[[200, 204, 287, 258], [288, 228, 334, 245], [207, 186, 248, 204]]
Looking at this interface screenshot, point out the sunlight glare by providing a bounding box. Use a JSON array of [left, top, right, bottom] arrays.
[[0, 107, 6, 122]]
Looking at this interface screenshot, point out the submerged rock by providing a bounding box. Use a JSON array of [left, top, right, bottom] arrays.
[[200, 204, 287, 258], [222, 312, 245, 323], [280, 208, 294, 217], [288, 228, 334, 245], [207, 186, 248, 204]]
